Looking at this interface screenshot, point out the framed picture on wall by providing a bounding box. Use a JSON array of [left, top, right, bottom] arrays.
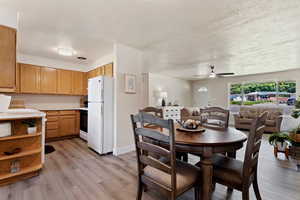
[[125, 74, 136, 94]]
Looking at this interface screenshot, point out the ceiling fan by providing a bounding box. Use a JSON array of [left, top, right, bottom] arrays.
[[194, 65, 235, 79]]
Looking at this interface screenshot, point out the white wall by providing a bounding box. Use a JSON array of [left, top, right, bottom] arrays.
[[192, 69, 300, 108], [0, 8, 18, 29], [148, 73, 192, 107], [10, 94, 81, 110], [113, 43, 144, 155]]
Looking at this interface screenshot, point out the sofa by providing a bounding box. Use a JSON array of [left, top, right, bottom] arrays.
[[234, 106, 283, 133]]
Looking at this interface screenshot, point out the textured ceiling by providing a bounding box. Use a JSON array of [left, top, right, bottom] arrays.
[[1, 0, 300, 78]]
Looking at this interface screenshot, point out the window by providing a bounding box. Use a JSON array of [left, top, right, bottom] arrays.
[[229, 80, 296, 113]]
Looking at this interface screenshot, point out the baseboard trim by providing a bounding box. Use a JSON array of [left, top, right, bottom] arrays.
[[113, 144, 135, 156]]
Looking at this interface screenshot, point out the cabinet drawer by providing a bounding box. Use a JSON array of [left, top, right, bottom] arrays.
[[46, 111, 59, 116], [47, 116, 58, 122], [46, 122, 59, 130], [46, 129, 59, 138], [59, 110, 76, 115]]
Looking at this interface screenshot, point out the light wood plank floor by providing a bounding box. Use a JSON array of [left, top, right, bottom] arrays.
[[0, 136, 299, 200]]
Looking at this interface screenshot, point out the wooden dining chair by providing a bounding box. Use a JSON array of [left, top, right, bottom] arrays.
[[209, 111, 268, 200], [139, 107, 163, 130], [131, 112, 201, 200], [200, 107, 230, 130]]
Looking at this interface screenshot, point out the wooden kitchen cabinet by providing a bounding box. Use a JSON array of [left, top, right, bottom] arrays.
[[72, 71, 84, 95], [40, 67, 57, 94], [59, 115, 76, 136], [20, 63, 41, 93], [83, 72, 88, 95], [104, 63, 113, 77], [57, 69, 73, 94], [0, 25, 16, 92], [87, 66, 104, 79], [45, 110, 80, 141]]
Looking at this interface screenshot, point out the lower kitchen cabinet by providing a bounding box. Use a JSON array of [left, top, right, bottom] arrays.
[[59, 115, 76, 136], [45, 110, 80, 141]]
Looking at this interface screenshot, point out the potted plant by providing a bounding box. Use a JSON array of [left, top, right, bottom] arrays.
[[22, 119, 37, 134], [268, 132, 290, 151], [288, 125, 300, 144]]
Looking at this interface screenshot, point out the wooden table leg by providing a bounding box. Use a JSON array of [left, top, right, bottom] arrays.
[[201, 147, 213, 200]]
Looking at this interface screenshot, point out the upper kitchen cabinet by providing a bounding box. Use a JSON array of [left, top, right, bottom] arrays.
[[104, 63, 113, 77], [57, 69, 73, 94], [72, 71, 84, 95], [20, 63, 41, 93], [0, 25, 16, 92], [40, 67, 57, 94], [83, 72, 88, 95]]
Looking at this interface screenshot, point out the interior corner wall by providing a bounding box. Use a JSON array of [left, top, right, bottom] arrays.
[[191, 69, 300, 109], [148, 73, 192, 107], [113, 43, 144, 156], [86, 53, 114, 72]]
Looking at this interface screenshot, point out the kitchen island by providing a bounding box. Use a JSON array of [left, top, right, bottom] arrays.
[[0, 109, 46, 186]]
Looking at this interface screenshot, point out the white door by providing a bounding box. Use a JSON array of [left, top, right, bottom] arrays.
[[88, 77, 103, 102], [88, 102, 103, 153]]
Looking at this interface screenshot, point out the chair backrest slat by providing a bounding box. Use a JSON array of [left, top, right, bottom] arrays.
[[137, 141, 171, 158], [140, 155, 172, 174], [140, 107, 163, 118], [243, 111, 268, 177], [200, 107, 230, 130], [135, 128, 170, 143]]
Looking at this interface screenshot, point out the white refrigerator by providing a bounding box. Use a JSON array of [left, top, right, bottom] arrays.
[[88, 76, 114, 154]]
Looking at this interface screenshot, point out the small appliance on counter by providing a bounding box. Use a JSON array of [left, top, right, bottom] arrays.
[[0, 122, 11, 137], [0, 94, 11, 112], [88, 76, 114, 154]]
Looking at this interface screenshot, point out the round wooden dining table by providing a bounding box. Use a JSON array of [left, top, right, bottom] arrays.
[[173, 126, 247, 200]]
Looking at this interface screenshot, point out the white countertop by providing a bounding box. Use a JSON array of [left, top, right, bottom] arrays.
[[35, 107, 88, 111], [0, 109, 46, 120]]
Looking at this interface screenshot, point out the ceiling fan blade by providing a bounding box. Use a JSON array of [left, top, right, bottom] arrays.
[[216, 72, 235, 76]]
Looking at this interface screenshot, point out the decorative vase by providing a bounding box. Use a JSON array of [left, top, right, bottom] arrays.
[[27, 127, 37, 134], [162, 98, 166, 107]]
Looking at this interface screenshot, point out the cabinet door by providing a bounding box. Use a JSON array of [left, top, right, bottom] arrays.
[[40, 67, 57, 94], [95, 67, 104, 76], [104, 63, 113, 77], [76, 111, 80, 134], [87, 69, 96, 79], [72, 71, 83, 95], [0, 25, 16, 92], [20, 64, 41, 93], [59, 115, 77, 136], [57, 69, 73, 94], [83, 72, 88, 95]]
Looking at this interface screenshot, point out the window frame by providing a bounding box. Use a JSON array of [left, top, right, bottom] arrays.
[[228, 79, 296, 108]]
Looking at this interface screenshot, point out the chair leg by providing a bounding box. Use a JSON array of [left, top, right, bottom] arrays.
[[274, 147, 278, 158], [137, 181, 143, 200], [242, 189, 249, 200], [212, 181, 216, 191], [143, 185, 148, 192], [227, 187, 233, 193], [253, 174, 262, 200], [194, 185, 200, 200], [182, 153, 188, 162]]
